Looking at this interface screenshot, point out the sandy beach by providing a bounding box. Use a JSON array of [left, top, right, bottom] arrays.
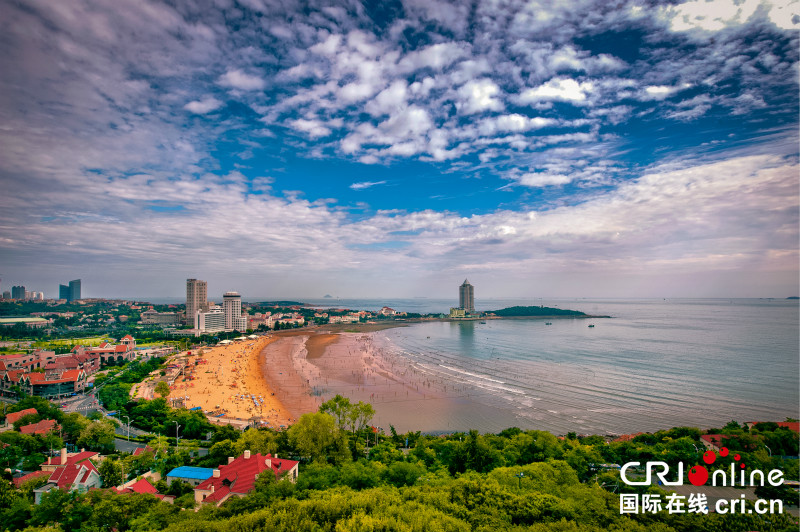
[[258, 329, 479, 431], [169, 336, 293, 429], [165, 326, 493, 432]]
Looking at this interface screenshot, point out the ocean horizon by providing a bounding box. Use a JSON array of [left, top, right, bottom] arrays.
[[309, 298, 800, 435]]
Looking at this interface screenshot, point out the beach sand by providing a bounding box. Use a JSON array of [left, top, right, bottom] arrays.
[[258, 329, 476, 432], [167, 326, 495, 433], [170, 336, 293, 429]]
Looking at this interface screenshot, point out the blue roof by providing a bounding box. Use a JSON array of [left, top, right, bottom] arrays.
[[166, 466, 215, 480]]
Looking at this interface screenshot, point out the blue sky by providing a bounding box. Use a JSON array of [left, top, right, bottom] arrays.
[[0, 0, 797, 300]]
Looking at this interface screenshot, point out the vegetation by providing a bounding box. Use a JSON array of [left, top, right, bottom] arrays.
[[0, 393, 798, 532], [491, 306, 588, 317]]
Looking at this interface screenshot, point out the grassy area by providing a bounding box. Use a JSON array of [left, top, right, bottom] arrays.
[[32, 336, 110, 349]]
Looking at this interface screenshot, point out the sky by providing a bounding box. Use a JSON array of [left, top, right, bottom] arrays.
[[0, 0, 798, 301]]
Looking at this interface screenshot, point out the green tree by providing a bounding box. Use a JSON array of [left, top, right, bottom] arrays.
[[77, 420, 116, 453], [61, 412, 90, 443], [99, 457, 124, 487], [154, 381, 171, 399], [234, 428, 277, 456], [288, 412, 338, 462]]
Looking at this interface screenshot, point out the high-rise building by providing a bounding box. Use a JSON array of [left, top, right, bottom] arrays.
[[459, 279, 475, 312], [59, 279, 81, 302], [186, 279, 208, 326], [2, 291, 10, 300], [68, 279, 81, 301], [195, 305, 225, 336], [11, 286, 25, 300], [223, 292, 242, 331]]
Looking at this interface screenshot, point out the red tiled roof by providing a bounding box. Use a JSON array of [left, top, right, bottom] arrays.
[[202, 485, 231, 503], [6, 408, 37, 425], [122, 335, 134, 341], [13, 470, 50, 488], [777, 422, 800, 433], [127, 478, 158, 494], [49, 459, 98, 490], [46, 450, 99, 468], [196, 452, 298, 499], [700, 434, 732, 447], [20, 419, 59, 435], [45, 359, 79, 370], [133, 445, 154, 457], [612, 432, 644, 442], [114, 345, 127, 353]]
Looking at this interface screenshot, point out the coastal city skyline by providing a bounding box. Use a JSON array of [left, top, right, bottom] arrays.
[[1, 1, 798, 300]]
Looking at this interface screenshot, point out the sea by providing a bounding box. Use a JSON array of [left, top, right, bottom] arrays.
[[304, 298, 799, 435]]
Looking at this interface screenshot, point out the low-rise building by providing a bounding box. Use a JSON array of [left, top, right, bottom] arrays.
[[194, 450, 299, 506], [34, 449, 102, 504], [20, 419, 60, 435], [6, 408, 38, 426], [166, 466, 215, 487], [140, 309, 180, 325]]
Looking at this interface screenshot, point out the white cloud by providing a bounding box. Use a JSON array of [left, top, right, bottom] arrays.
[[478, 114, 556, 135], [457, 79, 504, 114], [397, 42, 468, 72], [218, 69, 266, 91], [350, 180, 386, 190], [519, 78, 594, 104], [184, 97, 223, 114], [658, 0, 784, 32], [288, 118, 332, 138], [517, 172, 574, 187], [366, 80, 408, 116], [640, 83, 692, 100]]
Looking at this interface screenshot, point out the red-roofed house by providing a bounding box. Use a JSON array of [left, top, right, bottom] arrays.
[[700, 434, 734, 451], [744, 421, 800, 433], [20, 419, 59, 435], [116, 477, 168, 500], [194, 450, 299, 506], [88, 339, 136, 365], [34, 448, 102, 504], [6, 407, 38, 426], [26, 369, 86, 398], [13, 470, 51, 488]]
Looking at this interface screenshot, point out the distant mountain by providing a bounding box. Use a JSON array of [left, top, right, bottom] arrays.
[[491, 305, 587, 317], [323, 294, 333, 298], [787, 296, 799, 300]]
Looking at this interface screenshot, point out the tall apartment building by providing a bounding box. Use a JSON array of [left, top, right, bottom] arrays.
[[459, 279, 475, 312], [186, 279, 208, 326], [223, 292, 247, 331], [59, 279, 81, 302], [11, 286, 25, 300]]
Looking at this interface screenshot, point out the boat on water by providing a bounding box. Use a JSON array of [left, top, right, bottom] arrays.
[[545, 322, 552, 325], [588, 324, 595, 328]]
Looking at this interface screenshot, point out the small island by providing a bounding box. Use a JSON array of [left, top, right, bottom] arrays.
[[491, 305, 588, 317]]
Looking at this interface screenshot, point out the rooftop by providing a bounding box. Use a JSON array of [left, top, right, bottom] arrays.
[[167, 466, 215, 480]]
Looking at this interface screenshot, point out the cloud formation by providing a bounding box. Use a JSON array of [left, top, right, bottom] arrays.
[[0, 0, 797, 299]]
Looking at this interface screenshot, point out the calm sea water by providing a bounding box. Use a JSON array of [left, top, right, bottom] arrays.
[[311, 298, 799, 435]]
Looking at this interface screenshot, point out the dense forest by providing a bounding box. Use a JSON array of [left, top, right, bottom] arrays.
[[1, 394, 798, 532]]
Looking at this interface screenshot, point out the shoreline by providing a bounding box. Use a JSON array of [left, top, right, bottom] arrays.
[[169, 336, 294, 429]]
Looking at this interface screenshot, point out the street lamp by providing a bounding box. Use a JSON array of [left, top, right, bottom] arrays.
[[515, 472, 525, 489], [123, 416, 131, 440], [174, 421, 181, 444], [765, 445, 772, 457]]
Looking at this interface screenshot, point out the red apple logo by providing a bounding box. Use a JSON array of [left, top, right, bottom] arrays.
[[688, 465, 709, 486], [702, 450, 716, 464]]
